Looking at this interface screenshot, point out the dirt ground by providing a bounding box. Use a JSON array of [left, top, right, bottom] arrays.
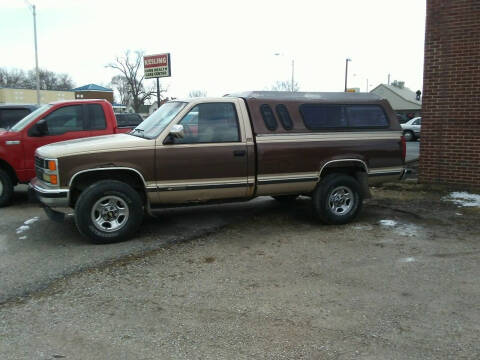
[[1, 183, 480, 360]]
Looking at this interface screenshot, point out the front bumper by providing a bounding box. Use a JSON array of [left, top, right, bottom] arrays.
[[29, 177, 69, 207]]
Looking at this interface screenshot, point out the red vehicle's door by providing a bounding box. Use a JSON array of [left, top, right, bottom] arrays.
[[23, 104, 91, 179]]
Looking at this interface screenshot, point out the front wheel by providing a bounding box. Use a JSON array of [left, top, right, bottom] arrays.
[[0, 169, 14, 207], [312, 174, 363, 225], [403, 130, 415, 141], [74, 180, 144, 244]]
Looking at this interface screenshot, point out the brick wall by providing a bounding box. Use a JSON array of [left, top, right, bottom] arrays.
[[420, 0, 480, 187]]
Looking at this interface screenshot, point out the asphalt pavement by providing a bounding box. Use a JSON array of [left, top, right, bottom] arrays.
[[1, 184, 479, 359], [0, 187, 277, 304], [0, 142, 420, 304]]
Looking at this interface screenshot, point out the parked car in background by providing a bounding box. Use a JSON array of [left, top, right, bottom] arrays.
[[32, 91, 406, 243], [0, 99, 138, 207], [115, 112, 144, 128], [401, 117, 421, 141], [0, 104, 39, 130]]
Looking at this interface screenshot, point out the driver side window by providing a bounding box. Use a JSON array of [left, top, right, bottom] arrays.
[[175, 103, 240, 144], [44, 105, 84, 135]]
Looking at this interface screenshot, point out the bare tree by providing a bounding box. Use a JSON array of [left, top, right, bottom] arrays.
[[271, 80, 300, 92], [107, 50, 166, 112], [110, 75, 132, 105], [0, 68, 28, 88], [188, 90, 207, 98], [26, 69, 74, 90], [0, 67, 74, 90]]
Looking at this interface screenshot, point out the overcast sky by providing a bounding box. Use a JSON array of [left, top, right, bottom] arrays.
[[1, 0, 426, 99]]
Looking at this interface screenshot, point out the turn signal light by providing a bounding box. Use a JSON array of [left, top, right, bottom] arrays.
[[50, 175, 58, 185], [48, 160, 56, 171]]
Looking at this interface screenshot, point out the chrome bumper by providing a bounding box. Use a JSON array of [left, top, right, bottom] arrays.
[[29, 177, 69, 207]]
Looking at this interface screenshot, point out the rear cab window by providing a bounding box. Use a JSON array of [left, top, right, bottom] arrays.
[[86, 104, 107, 130]]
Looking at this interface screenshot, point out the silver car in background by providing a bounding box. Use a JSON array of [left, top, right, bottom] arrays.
[[401, 117, 421, 141]]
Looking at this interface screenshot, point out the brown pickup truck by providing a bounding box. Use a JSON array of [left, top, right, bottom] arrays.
[[31, 91, 406, 243]]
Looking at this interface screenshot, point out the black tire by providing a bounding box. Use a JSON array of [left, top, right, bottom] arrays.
[[272, 195, 298, 203], [0, 168, 14, 207], [312, 174, 363, 225], [74, 180, 144, 244], [403, 130, 415, 142]]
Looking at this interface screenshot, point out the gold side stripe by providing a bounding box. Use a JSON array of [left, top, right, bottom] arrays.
[[258, 172, 319, 181], [156, 177, 253, 188], [368, 167, 403, 175], [256, 131, 401, 143]]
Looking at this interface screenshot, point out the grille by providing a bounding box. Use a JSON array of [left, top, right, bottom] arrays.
[[35, 156, 46, 179], [35, 156, 46, 169]]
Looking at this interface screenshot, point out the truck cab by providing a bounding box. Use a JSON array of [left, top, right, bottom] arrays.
[[0, 99, 136, 207]]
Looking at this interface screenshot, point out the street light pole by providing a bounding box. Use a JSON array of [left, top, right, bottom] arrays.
[[291, 59, 295, 92], [26, 1, 41, 104], [344, 58, 351, 92], [32, 4, 40, 104], [274, 53, 295, 92]]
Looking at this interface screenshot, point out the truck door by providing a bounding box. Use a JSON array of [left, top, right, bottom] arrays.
[[23, 104, 91, 179], [154, 100, 251, 203]]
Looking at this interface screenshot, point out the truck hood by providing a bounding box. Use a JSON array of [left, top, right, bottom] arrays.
[[36, 133, 154, 158]]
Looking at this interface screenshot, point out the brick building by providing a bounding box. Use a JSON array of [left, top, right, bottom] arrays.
[[420, 0, 480, 187]]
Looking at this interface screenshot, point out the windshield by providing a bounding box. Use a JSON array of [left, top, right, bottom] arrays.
[[9, 104, 52, 132], [132, 101, 187, 139]]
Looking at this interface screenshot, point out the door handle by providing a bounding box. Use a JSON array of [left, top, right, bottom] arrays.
[[233, 150, 246, 157]]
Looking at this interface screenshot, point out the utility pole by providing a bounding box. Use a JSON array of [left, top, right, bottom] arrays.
[[344, 58, 351, 92], [388, 73, 391, 85], [291, 59, 295, 92], [27, 2, 41, 104]]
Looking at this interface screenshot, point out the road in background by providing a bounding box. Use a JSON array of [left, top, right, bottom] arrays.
[[406, 140, 420, 162]]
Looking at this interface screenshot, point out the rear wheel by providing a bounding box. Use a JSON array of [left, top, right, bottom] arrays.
[[0, 169, 14, 207], [74, 180, 144, 244], [313, 174, 363, 225]]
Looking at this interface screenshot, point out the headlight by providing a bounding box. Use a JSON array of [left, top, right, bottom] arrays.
[[36, 157, 59, 186]]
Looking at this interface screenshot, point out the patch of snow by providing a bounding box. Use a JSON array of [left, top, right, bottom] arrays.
[[443, 192, 480, 207], [19, 236, 27, 240], [16, 225, 29, 234], [399, 257, 416, 263], [24, 217, 39, 225], [379, 219, 397, 227], [455, 212, 462, 216]]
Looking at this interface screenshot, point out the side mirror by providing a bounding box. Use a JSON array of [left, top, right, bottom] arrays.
[[169, 124, 184, 139], [28, 119, 48, 137]]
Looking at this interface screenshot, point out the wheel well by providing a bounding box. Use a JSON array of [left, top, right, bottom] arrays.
[[319, 162, 370, 198], [69, 169, 146, 207], [320, 162, 367, 179], [0, 160, 18, 185]]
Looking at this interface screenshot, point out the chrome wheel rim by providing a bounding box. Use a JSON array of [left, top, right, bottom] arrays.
[[91, 195, 129, 232], [0, 179, 3, 197], [328, 186, 354, 215], [404, 131, 413, 141]]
